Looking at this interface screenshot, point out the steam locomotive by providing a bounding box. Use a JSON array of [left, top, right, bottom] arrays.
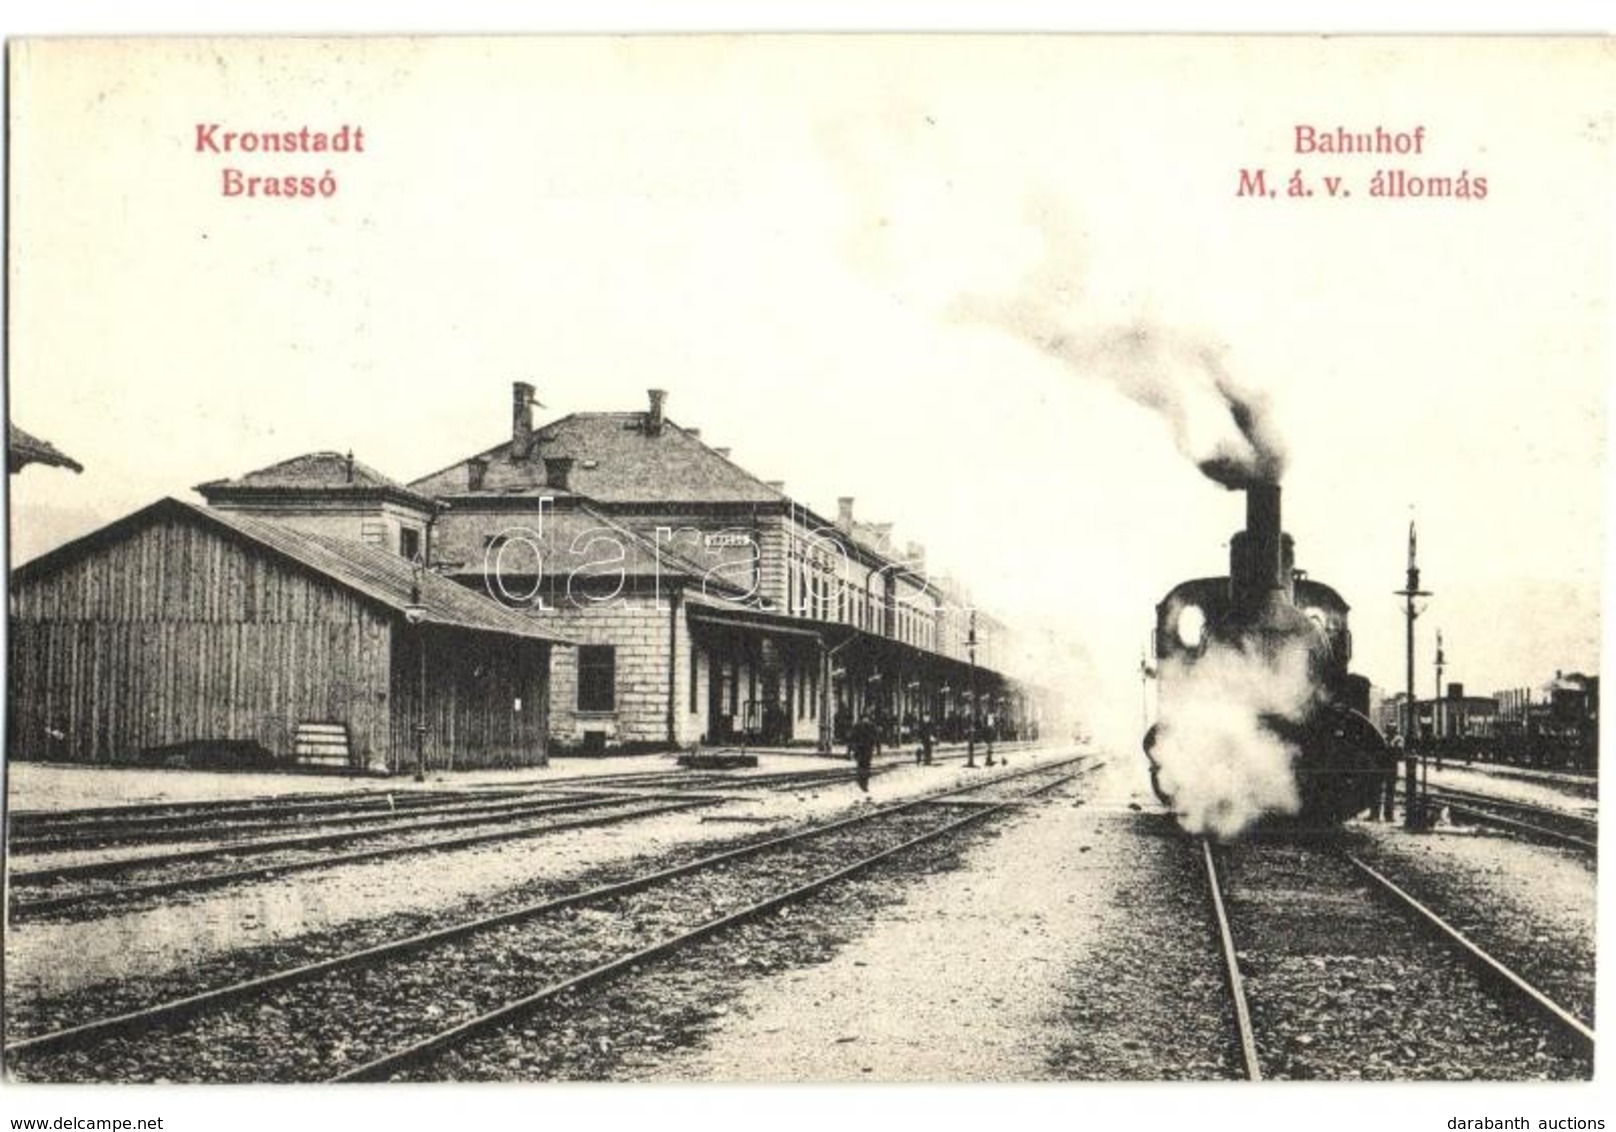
[[1142, 483, 1390, 827]]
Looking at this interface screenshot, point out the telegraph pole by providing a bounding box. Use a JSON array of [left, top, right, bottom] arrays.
[[1395, 521, 1431, 829], [965, 609, 978, 769], [1433, 628, 1446, 742]]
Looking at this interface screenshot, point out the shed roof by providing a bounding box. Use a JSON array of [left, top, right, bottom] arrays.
[[14, 497, 572, 645], [8, 424, 83, 473]]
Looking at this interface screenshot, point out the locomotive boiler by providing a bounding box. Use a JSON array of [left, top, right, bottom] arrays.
[[1143, 482, 1390, 827]]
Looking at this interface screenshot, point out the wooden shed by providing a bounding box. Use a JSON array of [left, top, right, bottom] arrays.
[[9, 497, 570, 773]]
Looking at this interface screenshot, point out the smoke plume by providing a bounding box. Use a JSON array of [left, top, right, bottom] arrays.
[[952, 203, 1286, 490], [1150, 633, 1319, 838]]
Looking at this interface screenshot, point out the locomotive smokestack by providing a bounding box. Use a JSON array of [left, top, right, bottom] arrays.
[[1230, 482, 1295, 614], [1247, 482, 1281, 556]]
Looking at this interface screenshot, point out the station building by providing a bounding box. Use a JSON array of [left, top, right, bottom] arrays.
[[407, 385, 1032, 753], [8, 384, 1036, 769]]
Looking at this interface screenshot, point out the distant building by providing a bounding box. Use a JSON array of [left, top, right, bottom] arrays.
[[8, 423, 82, 474], [1378, 684, 1497, 742], [197, 450, 438, 561], [1428, 683, 1499, 742]]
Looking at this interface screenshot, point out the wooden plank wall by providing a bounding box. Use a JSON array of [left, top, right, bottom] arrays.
[[9, 516, 393, 766], [390, 630, 550, 770]]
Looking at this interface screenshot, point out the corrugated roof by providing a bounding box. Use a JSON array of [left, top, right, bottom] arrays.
[[8, 424, 83, 473], [197, 451, 437, 510], [410, 413, 787, 505], [14, 497, 573, 645]]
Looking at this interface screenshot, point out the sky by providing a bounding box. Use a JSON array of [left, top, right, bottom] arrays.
[[7, 35, 1612, 749]]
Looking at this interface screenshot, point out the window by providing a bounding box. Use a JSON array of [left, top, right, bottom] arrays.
[[577, 645, 616, 712], [399, 527, 422, 562], [689, 645, 699, 715]]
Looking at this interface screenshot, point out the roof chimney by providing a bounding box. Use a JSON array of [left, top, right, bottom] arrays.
[[646, 389, 668, 436], [512, 382, 536, 461], [837, 497, 854, 531], [543, 456, 575, 492]]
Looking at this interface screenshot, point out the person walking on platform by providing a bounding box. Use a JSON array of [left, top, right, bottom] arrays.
[[1372, 742, 1398, 822], [918, 717, 935, 766], [848, 715, 878, 796]]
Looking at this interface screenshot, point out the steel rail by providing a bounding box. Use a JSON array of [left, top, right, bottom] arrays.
[[5, 755, 1086, 1062], [1200, 839, 1262, 1081], [1428, 799, 1595, 854], [330, 768, 1080, 1082], [1422, 783, 1595, 821], [8, 788, 486, 833], [10, 790, 617, 854], [10, 792, 657, 885], [1342, 852, 1594, 1053]]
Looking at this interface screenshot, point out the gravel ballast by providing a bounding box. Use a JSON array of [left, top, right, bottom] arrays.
[[1220, 838, 1591, 1080]]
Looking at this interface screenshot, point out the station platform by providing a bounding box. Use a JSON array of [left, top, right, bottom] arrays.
[[4, 740, 1032, 813]]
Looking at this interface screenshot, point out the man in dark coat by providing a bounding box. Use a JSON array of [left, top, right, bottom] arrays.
[[847, 715, 878, 794]]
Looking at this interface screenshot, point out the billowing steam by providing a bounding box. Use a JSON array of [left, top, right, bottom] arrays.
[[1150, 633, 1319, 839], [952, 202, 1286, 490], [948, 198, 1313, 834]]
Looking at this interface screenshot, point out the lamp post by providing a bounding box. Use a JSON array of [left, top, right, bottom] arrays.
[[405, 566, 428, 783], [1395, 520, 1431, 829], [984, 688, 996, 768], [966, 609, 978, 769]]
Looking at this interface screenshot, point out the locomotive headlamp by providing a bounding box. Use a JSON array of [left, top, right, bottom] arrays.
[[1175, 603, 1206, 649]]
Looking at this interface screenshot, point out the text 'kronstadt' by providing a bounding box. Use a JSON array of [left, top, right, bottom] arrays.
[[1295, 125, 1426, 154], [194, 123, 366, 199]]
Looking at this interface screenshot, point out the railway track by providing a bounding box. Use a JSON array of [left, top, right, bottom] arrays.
[[6, 761, 951, 854], [1410, 785, 1596, 853], [7, 792, 724, 922], [8, 786, 489, 837], [1198, 835, 1593, 1080], [5, 755, 1089, 1082], [12, 788, 642, 854], [8, 755, 1045, 921]]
